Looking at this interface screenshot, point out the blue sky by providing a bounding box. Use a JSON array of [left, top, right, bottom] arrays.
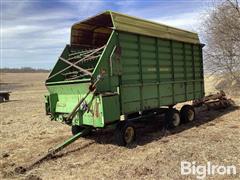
[[1, 0, 212, 69]]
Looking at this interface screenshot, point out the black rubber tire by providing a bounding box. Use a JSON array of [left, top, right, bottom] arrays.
[[0, 96, 4, 103], [164, 108, 181, 129], [71, 125, 87, 135], [5, 94, 9, 101], [114, 121, 136, 146], [180, 105, 195, 123]]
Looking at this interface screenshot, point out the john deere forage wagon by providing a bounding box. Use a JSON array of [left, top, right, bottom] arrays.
[[45, 11, 204, 146]]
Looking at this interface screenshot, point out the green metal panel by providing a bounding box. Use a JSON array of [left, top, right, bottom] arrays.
[[93, 31, 118, 92], [102, 95, 120, 123], [117, 31, 204, 115], [46, 83, 107, 127]]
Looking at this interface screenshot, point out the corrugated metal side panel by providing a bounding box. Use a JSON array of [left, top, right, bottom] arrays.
[[118, 32, 204, 114], [118, 33, 141, 113], [111, 11, 200, 44]]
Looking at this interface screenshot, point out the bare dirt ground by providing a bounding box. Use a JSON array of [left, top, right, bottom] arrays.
[[0, 73, 240, 180]]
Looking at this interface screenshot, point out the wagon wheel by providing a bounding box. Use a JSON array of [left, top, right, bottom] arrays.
[[0, 96, 4, 103], [114, 121, 136, 146], [180, 105, 195, 123], [5, 94, 9, 101], [164, 108, 181, 129]]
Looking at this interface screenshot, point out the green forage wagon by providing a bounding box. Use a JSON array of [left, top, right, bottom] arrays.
[[45, 11, 204, 146]]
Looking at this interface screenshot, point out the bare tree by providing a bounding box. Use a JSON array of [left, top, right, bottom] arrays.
[[203, 0, 240, 84]]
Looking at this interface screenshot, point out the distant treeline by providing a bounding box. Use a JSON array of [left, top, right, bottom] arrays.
[[0, 67, 50, 73]]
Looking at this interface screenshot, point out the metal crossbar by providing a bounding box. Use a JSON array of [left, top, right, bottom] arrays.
[[68, 54, 101, 62], [59, 57, 92, 76], [69, 48, 97, 57], [47, 45, 105, 80]]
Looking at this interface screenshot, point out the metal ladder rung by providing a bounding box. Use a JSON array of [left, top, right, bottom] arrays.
[[68, 51, 102, 61], [69, 48, 101, 57], [62, 71, 79, 76]]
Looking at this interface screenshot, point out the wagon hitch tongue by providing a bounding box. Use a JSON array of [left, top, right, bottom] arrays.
[[14, 127, 92, 174], [14, 74, 103, 175]]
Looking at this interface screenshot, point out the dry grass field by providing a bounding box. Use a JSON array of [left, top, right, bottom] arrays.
[[0, 73, 240, 180]]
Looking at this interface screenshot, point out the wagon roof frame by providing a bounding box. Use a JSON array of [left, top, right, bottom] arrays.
[[71, 10, 200, 44]]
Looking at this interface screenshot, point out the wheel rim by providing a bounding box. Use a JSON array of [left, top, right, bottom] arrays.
[[187, 110, 195, 121], [173, 113, 180, 126], [124, 126, 134, 144]]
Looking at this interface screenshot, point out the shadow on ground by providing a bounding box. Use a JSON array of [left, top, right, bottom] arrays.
[[84, 105, 239, 147], [31, 106, 239, 165]]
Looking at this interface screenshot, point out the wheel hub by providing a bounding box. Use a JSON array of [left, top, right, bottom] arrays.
[[173, 113, 180, 126], [187, 110, 194, 121], [124, 126, 134, 144]]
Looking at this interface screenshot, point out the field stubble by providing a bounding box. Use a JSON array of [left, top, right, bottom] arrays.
[[0, 73, 239, 179]]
